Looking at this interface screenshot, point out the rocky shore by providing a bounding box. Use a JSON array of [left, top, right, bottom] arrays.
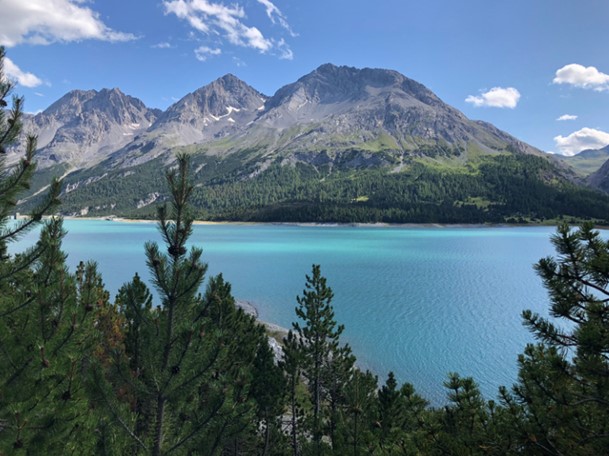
[[236, 300, 287, 362]]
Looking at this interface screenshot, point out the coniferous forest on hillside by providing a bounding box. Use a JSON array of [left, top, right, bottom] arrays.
[[21, 144, 609, 225], [2, 49, 609, 455]]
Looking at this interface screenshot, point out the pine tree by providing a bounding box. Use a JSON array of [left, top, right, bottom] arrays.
[[0, 219, 105, 454], [397, 381, 430, 454], [370, 373, 429, 455], [0, 47, 60, 261], [376, 372, 402, 451], [0, 47, 95, 454], [93, 155, 268, 455], [499, 222, 609, 454], [322, 343, 355, 451], [115, 272, 155, 452], [292, 264, 347, 454], [339, 369, 378, 456], [250, 336, 287, 456], [432, 374, 492, 455], [281, 329, 306, 456]]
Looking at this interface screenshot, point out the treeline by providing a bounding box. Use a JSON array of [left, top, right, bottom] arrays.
[[3, 49, 609, 455], [21, 142, 609, 225], [188, 156, 609, 223]]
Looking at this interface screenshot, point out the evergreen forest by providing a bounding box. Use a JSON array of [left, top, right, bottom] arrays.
[[2, 48, 609, 455], [28, 148, 609, 225]]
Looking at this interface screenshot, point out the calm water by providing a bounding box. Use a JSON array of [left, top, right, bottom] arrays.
[[9, 220, 568, 404]]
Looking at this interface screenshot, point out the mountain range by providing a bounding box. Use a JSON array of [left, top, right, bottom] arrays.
[[11, 64, 609, 223]]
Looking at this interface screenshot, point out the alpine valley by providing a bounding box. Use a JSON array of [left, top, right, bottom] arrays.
[[13, 64, 609, 223]]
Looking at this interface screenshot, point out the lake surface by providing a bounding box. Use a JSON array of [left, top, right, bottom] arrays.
[[9, 220, 568, 404]]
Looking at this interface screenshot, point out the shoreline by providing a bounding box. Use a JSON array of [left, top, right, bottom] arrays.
[[235, 299, 290, 336], [235, 300, 287, 362], [15, 214, 608, 230], [42, 215, 595, 229]]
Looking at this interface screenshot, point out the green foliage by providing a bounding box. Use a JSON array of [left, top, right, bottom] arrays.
[[191, 154, 604, 223], [90, 156, 272, 455], [338, 369, 378, 455], [499, 223, 609, 455], [0, 222, 103, 454], [19, 148, 609, 224], [292, 264, 348, 453], [0, 47, 60, 258], [430, 374, 496, 455], [281, 329, 307, 456], [250, 339, 287, 455], [0, 47, 86, 454]]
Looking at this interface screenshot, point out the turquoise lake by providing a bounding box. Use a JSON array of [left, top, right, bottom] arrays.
[[9, 220, 569, 404]]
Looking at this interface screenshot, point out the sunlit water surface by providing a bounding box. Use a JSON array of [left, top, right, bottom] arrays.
[[10, 220, 578, 404]]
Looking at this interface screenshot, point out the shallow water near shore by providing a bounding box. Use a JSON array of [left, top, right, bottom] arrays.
[[9, 220, 579, 404]]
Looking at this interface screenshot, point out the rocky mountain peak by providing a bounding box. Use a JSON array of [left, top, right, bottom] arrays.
[[40, 87, 153, 125], [212, 73, 249, 91], [310, 63, 404, 88], [86, 88, 152, 125], [152, 74, 266, 135], [22, 87, 160, 169], [43, 89, 97, 117], [264, 63, 443, 113], [183, 74, 265, 115]]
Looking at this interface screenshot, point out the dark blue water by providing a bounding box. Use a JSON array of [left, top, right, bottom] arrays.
[[9, 220, 566, 404]]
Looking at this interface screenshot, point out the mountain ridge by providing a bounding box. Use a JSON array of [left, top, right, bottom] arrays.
[[13, 63, 545, 172], [13, 63, 609, 224], [15, 87, 160, 169]]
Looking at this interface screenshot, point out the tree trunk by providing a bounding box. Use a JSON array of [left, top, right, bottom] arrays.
[[153, 395, 165, 456], [290, 375, 299, 456], [262, 417, 270, 456]]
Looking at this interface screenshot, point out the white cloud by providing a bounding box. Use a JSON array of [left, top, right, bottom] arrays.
[[465, 87, 521, 108], [164, 0, 271, 52], [276, 38, 293, 60], [556, 114, 577, 121], [554, 127, 609, 156], [0, 0, 136, 47], [553, 64, 609, 91], [232, 56, 246, 67], [3, 57, 43, 88], [163, 0, 293, 58], [152, 42, 173, 49], [257, 0, 296, 36], [194, 46, 222, 61]]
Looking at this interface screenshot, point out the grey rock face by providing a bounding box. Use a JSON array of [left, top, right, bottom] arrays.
[[22, 88, 159, 169], [150, 74, 267, 145], [18, 64, 543, 174], [232, 64, 541, 158]]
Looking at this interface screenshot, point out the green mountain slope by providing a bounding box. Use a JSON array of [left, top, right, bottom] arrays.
[[555, 145, 609, 176], [19, 150, 609, 224]]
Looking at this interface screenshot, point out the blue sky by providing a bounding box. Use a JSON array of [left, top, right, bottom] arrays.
[[2, 0, 609, 155]]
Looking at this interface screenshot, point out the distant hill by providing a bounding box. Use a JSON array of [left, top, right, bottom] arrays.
[[587, 145, 609, 193], [555, 145, 609, 176], [14, 64, 609, 224]]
